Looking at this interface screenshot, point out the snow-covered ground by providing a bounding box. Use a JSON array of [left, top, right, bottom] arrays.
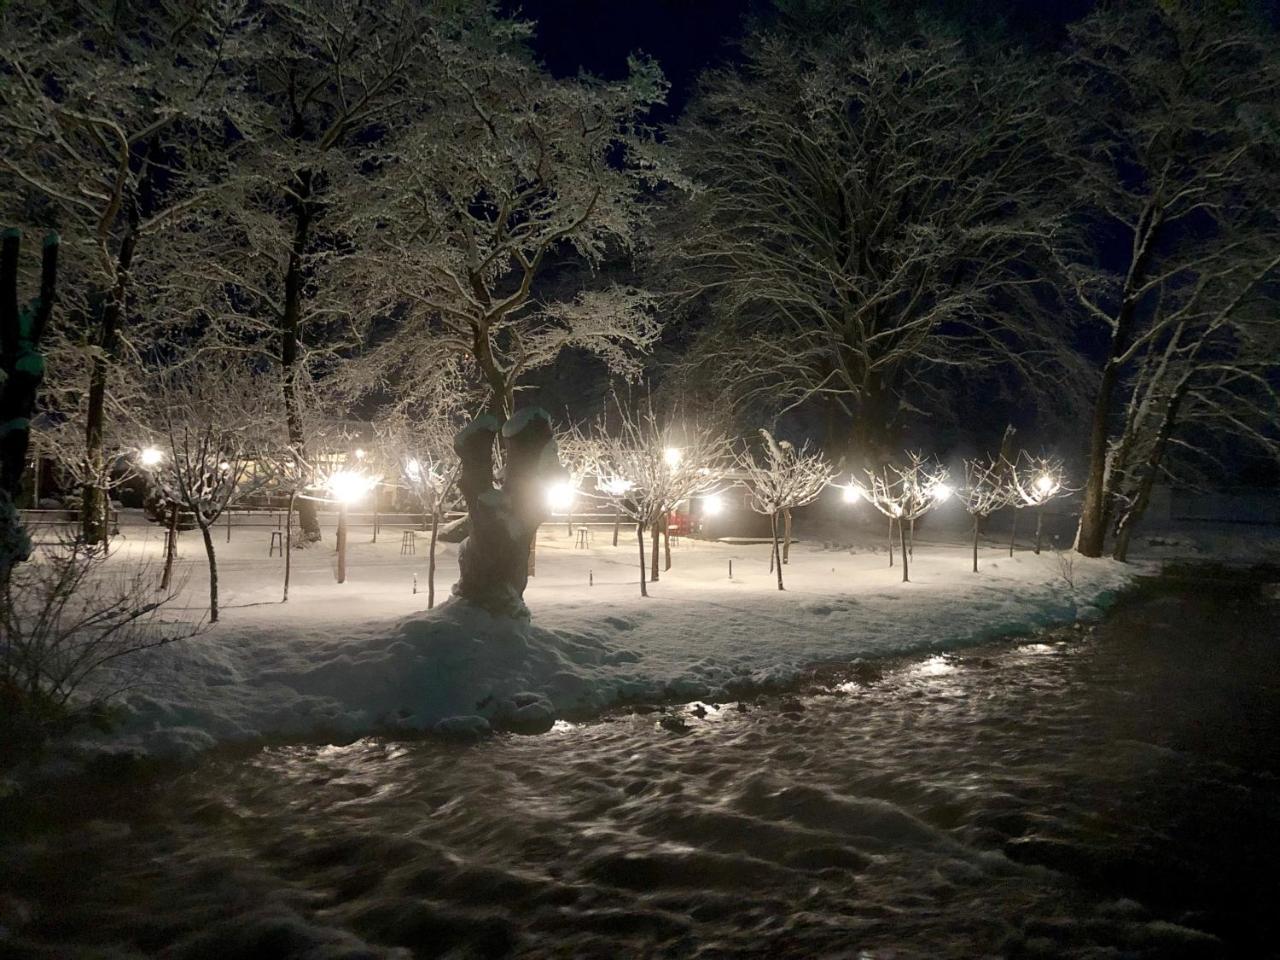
[[31, 508, 1273, 758]]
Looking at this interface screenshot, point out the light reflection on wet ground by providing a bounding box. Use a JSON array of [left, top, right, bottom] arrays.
[[2, 577, 1278, 959]]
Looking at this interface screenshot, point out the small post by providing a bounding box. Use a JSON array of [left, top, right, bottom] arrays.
[[337, 501, 348, 583], [729, 558, 733, 579], [413, 571, 418, 594], [226, 506, 232, 543], [1009, 508, 1017, 557], [589, 569, 593, 587]]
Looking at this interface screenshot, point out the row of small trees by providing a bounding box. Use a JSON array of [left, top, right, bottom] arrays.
[[542, 401, 1075, 596]]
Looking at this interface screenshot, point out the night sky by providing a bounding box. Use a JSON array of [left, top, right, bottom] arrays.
[[506, 0, 1105, 119]]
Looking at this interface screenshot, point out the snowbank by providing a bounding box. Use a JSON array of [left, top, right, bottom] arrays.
[[75, 513, 1144, 759]]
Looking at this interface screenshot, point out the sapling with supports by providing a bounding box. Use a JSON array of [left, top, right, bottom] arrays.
[[853, 454, 951, 584], [1009, 453, 1068, 555], [957, 458, 1017, 573], [736, 430, 836, 591]]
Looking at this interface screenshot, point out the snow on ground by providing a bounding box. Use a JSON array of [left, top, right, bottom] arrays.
[[32, 508, 1269, 758]]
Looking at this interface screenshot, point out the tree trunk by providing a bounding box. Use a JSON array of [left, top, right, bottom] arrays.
[[527, 537, 536, 577], [1077, 211, 1159, 558], [637, 522, 647, 597], [283, 491, 295, 602], [336, 502, 348, 583], [650, 518, 661, 582], [663, 513, 671, 572], [428, 501, 440, 609], [199, 521, 219, 623], [1113, 381, 1189, 563], [887, 516, 894, 567], [1077, 348, 1135, 557], [782, 507, 792, 564], [160, 504, 178, 591], [908, 516, 914, 559], [0, 229, 56, 587], [899, 514, 910, 583], [1009, 508, 1018, 557], [612, 504, 620, 547], [771, 511, 784, 591], [972, 514, 980, 573], [281, 171, 321, 543], [451, 409, 560, 618], [82, 223, 137, 545], [1034, 507, 1044, 556]]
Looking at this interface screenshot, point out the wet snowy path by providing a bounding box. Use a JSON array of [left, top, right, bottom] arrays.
[[3, 575, 1278, 959]]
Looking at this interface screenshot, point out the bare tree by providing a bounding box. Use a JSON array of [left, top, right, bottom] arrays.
[[344, 21, 671, 421], [380, 413, 463, 610], [587, 399, 730, 596], [737, 430, 836, 590], [1008, 452, 1069, 556], [853, 454, 950, 583], [146, 361, 279, 622], [1060, 2, 1280, 557], [0, 0, 249, 543], [664, 28, 1069, 459], [956, 458, 1017, 574]]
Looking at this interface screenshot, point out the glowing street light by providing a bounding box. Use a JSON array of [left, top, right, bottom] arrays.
[[139, 446, 164, 468], [354, 448, 366, 461], [702, 493, 725, 516], [602, 478, 633, 497], [327, 469, 375, 504], [327, 469, 378, 584], [664, 447, 683, 469], [404, 458, 422, 482], [546, 479, 576, 512], [929, 481, 953, 502], [841, 483, 863, 504], [1035, 474, 1056, 496]]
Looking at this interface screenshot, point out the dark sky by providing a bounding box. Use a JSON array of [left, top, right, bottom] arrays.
[[504, 0, 1102, 119], [503, 0, 757, 117]]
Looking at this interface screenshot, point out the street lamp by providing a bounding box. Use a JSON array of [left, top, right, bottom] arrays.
[[327, 469, 376, 584], [841, 483, 862, 504], [929, 481, 953, 503], [546, 479, 575, 512], [702, 493, 724, 516], [139, 446, 164, 468], [664, 447, 683, 469]]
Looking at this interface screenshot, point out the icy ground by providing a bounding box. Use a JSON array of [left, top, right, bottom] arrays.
[[29, 509, 1153, 758], [4, 579, 1278, 958]]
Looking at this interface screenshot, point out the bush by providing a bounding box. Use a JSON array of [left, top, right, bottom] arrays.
[[1, 542, 200, 767]]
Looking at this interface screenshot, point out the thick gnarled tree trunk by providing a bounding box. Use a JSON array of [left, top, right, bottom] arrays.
[[451, 408, 563, 618]]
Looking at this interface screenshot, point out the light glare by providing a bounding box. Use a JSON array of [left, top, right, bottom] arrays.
[[139, 446, 164, 468], [546, 480, 575, 511], [703, 493, 724, 516], [328, 469, 376, 504]]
